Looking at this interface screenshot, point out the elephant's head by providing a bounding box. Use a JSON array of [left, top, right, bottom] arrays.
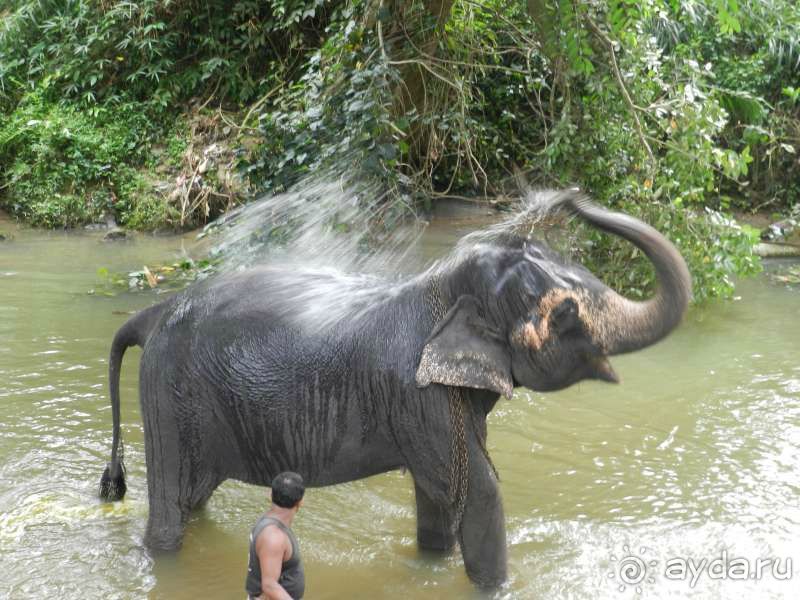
[[415, 191, 692, 398]]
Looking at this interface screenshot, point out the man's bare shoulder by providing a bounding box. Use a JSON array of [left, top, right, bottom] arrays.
[[255, 521, 290, 558]]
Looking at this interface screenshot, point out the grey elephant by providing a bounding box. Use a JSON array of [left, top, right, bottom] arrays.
[[98, 190, 691, 588]]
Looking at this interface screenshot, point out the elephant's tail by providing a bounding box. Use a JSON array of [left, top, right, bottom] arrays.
[[99, 303, 165, 501]]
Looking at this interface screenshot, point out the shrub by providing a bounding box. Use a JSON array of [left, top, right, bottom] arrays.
[[0, 93, 157, 227]]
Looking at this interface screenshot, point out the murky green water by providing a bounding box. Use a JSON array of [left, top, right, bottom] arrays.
[[1, 211, 798, 599]]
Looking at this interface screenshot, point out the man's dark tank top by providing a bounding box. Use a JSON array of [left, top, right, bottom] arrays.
[[245, 515, 305, 599]]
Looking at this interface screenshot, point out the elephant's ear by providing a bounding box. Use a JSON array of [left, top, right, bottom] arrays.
[[415, 295, 514, 399]]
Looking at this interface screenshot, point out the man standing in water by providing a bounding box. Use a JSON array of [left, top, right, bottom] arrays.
[[245, 472, 306, 600]]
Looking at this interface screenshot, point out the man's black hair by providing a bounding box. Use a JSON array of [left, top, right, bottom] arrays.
[[271, 471, 305, 508]]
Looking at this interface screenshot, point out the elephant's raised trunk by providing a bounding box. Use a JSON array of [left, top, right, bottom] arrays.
[[564, 193, 692, 355]]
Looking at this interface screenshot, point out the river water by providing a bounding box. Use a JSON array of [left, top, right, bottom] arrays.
[[1, 209, 798, 599]]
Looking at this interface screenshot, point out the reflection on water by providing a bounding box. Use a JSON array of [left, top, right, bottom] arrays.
[[1, 213, 798, 599]]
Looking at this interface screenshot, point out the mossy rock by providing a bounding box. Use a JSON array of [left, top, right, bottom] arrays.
[[102, 229, 132, 242]]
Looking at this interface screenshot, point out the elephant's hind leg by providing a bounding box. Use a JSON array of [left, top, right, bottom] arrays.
[[143, 437, 222, 549], [189, 469, 223, 511], [414, 480, 456, 552], [141, 383, 192, 551], [142, 428, 188, 550], [144, 484, 185, 551]]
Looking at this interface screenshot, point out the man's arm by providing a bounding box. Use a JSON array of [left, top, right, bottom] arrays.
[[256, 528, 293, 600]]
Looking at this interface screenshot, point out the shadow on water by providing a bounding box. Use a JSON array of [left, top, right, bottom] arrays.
[[149, 511, 247, 600]]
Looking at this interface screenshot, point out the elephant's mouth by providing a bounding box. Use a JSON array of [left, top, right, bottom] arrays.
[[514, 351, 620, 392], [589, 355, 619, 384]]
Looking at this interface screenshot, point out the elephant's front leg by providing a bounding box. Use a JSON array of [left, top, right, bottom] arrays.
[[414, 480, 456, 552], [458, 444, 507, 588]]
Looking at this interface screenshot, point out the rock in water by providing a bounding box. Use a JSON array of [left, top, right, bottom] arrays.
[[103, 229, 131, 242], [761, 219, 797, 242]]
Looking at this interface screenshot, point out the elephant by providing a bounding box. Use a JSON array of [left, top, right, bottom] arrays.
[[98, 189, 691, 588]]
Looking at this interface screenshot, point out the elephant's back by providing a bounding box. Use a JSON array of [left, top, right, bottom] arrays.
[[146, 264, 425, 373]]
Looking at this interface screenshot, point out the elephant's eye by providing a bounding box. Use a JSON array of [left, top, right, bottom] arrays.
[[550, 299, 582, 335]]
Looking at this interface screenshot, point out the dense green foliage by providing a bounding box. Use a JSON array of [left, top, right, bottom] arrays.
[[0, 92, 166, 227], [0, 0, 331, 228], [2, 0, 798, 301], [0, 0, 329, 109]]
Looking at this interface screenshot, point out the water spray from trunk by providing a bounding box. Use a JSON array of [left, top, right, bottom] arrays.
[[205, 169, 428, 276]]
